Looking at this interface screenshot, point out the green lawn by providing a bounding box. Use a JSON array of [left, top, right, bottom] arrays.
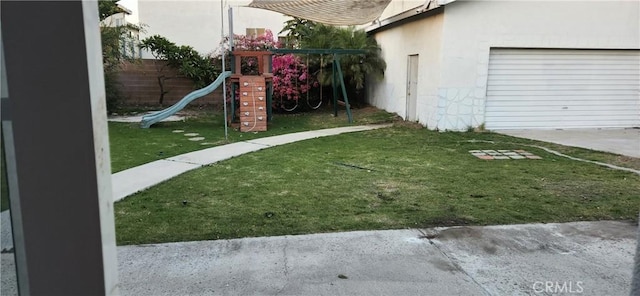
[[109, 106, 395, 172], [115, 125, 640, 245]]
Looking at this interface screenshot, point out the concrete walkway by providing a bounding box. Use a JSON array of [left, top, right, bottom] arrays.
[[112, 124, 392, 201], [498, 128, 640, 158]]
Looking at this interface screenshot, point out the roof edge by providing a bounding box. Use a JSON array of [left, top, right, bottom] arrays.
[[116, 4, 132, 15], [365, 0, 450, 34], [437, 0, 458, 5]]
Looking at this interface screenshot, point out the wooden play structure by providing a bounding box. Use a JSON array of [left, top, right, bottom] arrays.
[[228, 49, 365, 132], [238, 76, 268, 132], [230, 51, 272, 132]]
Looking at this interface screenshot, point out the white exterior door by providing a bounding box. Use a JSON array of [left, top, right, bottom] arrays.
[[485, 49, 640, 130], [406, 55, 419, 122]]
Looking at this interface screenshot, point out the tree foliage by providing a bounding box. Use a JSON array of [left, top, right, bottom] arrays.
[[140, 35, 220, 89], [98, 0, 123, 20], [280, 18, 386, 92], [99, 0, 140, 112], [279, 17, 315, 48]]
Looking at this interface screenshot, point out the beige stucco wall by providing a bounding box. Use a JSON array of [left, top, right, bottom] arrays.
[[368, 12, 444, 128], [370, 0, 640, 130], [138, 0, 289, 58]]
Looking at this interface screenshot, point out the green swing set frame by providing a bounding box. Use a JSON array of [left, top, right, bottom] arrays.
[[229, 48, 366, 124]]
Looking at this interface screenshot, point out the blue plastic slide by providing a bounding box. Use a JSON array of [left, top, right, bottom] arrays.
[[140, 71, 232, 128]]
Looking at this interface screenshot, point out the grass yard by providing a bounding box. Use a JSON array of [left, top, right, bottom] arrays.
[[115, 124, 640, 245], [109, 106, 395, 172]]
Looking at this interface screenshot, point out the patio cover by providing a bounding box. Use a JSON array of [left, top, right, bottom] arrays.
[[247, 0, 392, 25]]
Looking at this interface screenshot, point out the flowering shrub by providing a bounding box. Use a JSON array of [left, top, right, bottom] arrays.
[[213, 30, 317, 109], [212, 30, 278, 57], [272, 54, 317, 102], [235, 30, 278, 51]]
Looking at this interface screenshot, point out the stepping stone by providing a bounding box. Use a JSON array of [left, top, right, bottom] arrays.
[[188, 137, 205, 141], [498, 150, 511, 153], [476, 155, 494, 160], [200, 142, 214, 146], [482, 150, 497, 153], [469, 150, 482, 153], [184, 133, 199, 137], [493, 156, 511, 160], [514, 150, 526, 153], [526, 155, 543, 159], [509, 155, 526, 159], [172, 130, 185, 133]]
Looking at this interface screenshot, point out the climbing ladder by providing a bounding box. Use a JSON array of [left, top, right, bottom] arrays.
[[230, 50, 272, 132], [239, 76, 268, 132]]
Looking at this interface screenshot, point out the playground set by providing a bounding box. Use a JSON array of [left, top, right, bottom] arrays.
[[140, 48, 365, 131], [140, 5, 366, 133]]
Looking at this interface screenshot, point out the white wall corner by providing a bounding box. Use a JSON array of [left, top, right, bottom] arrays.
[[82, 1, 120, 295]]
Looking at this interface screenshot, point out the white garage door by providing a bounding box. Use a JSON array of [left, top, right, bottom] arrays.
[[485, 49, 640, 130]]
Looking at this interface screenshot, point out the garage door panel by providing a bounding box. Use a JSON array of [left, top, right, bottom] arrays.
[[486, 110, 640, 118], [488, 120, 637, 130], [491, 55, 639, 60], [487, 84, 637, 91], [488, 96, 638, 103], [489, 64, 638, 71], [487, 89, 638, 96], [488, 69, 639, 76], [488, 79, 639, 86], [486, 104, 637, 112], [485, 49, 640, 130], [488, 74, 639, 81], [491, 49, 639, 57], [487, 115, 639, 122], [490, 59, 639, 65]]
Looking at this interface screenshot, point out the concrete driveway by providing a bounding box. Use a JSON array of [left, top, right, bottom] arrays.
[[113, 221, 637, 296], [497, 128, 640, 158], [2, 221, 635, 295]]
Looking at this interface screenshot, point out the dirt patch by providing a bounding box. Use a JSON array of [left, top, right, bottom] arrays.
[[543, 181, 616, 201], [352, 105, 383, 115], [419, 216, 475, 229], [612, 155, 640, 171], [373, 181, 400, 201], [432, 226, 483, 240], [392, 120, 423, 129]]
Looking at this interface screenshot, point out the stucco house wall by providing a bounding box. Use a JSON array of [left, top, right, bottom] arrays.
[[368, 0, 640, 131], [367, 12, 444, 128]]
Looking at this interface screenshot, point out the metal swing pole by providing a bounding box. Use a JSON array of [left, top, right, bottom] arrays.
[[221, 0, 228, 140]]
